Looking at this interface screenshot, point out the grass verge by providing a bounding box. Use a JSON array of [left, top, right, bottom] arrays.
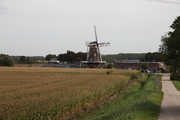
[[172, 80, 180, 91], [70, 74, 163, 120]]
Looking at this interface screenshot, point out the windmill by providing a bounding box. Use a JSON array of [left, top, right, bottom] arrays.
[[82, 26, 110, 68]]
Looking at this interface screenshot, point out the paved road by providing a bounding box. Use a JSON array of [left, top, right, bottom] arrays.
[[158, 73, 180, 120]]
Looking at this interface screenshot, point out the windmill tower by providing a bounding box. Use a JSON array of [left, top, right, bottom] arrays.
[[82, 26, 110, 68]]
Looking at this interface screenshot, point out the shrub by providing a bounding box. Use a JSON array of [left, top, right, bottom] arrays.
[[170, 73, 180, 81], [106, 70, 113, 75], [107, 63, 113, 69], [160, 68, 167, 73]]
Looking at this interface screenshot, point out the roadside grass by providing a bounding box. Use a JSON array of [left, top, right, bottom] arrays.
[[71, 74, 163, 120], [172, 80, 180, 91]]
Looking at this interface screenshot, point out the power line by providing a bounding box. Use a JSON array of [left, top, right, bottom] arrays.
[[148, 0, 180, 5]]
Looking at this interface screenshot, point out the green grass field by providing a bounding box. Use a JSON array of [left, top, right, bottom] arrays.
[[172, 80, 180, 91], [71, 74, 163, 120]]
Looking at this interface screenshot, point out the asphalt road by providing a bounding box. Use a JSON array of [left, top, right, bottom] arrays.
[[158, 73, 180, 120]]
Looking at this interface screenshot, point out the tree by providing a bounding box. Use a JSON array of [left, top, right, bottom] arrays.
[[107, 63, 113, 69], [27, 56, 30, 62], [0, 54, 14, 66], [20, 56, 27, 62], [76, 52, 86, 61], [159, 16, 180, 73], [66, 50, 77, 63], [159, 34, 169, 55], [141, 63, 148, 73], [26, 56, 34, 64], [45, 54, 57, 61]]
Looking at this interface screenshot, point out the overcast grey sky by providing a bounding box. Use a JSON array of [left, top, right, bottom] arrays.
[[0, 0, 179, 56]]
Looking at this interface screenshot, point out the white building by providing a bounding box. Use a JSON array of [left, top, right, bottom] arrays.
[[50, 58, 59, 63]]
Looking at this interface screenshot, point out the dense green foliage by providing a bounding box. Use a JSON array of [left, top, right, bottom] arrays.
[[102, 53, 145, 63], [58, 50, 86, 63], [172, 80, 180, 91], [0, 54, 14, 66], [140, 52, 165, 62], [107, 63, 113, 69], [170, 73, 180, 81], [71, 74, 163, 120], [159, 16, 180, 73]]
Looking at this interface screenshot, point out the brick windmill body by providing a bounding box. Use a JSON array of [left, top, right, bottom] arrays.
[[82, 26, 110, 68]]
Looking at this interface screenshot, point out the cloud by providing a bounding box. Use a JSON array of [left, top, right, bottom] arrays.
[[0, 6, 9, 13]]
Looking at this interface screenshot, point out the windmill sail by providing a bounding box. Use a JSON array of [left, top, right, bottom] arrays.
[[94, 26, 102, 61], [94, 26, 98, 43]]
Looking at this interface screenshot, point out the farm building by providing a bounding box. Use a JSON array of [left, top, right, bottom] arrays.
[[115, 62, 165, 73], [49, 58, 59, 63]]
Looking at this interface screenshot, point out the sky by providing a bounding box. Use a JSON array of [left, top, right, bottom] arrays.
[[0, 0, 180, 56]]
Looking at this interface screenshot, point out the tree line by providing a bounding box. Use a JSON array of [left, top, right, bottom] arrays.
[[46, 52, 165, 64], [11, 56, 45, 62], [0, 55, 46, 66], [45, 50, 87, 63], [0, 51, 167, 66], [140, 52, 165, 62], [102, 53, 146, 63]]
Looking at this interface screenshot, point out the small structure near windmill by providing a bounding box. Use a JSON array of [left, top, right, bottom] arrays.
[[82, 26, 110, 68], [49, 58, 59, 64]]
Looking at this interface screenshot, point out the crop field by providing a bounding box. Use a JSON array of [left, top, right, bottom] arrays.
[[0, 67, 141, 119], [72, 74, 163, 120]]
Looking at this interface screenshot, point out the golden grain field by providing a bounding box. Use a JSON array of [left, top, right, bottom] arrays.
[[0, 67, 140, 119]]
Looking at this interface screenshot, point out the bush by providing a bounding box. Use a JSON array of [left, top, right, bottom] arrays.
[[170, 73, 180, 81], [107, 63, 113, 69], [106, 70, 113, 75], [160, 68, 169, 73]]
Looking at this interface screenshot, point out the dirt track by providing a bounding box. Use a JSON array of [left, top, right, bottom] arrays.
[[158, 73, 180, 120]]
